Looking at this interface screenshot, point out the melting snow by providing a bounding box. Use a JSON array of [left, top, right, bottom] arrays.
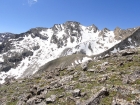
[[82, 57, 92, 63], [0, 56, 3, 62], [128, 38, 132, 43], [75, 60, 79, 64], [111, 48, 120, 53]]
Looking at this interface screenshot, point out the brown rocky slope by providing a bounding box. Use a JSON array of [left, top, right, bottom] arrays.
[[0, 47, 140, 105]]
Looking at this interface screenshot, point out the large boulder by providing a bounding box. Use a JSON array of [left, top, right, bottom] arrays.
[[72, 89, 81, 97], [46, 95, 56, 104], [79, 87, 109, 105], [81, 62, 88, 71]]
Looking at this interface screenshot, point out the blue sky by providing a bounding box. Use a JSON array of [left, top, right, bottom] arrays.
[[0, 0, 140, 34]]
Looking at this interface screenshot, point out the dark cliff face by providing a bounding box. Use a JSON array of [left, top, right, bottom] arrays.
[[26, 27, 49, 40], [50, 21, 83, 48], [89, 24, 98, 33], [0, 50, 34, 72], [98, 28, 110, 37]]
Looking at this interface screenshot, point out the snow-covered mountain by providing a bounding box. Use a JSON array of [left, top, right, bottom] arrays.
[[0, 21, 138, 83], [0, 32, 15, 44], [96, 27, 140, 58]]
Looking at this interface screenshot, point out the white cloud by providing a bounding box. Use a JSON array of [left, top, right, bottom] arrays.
[[28, 0, 38, 6]]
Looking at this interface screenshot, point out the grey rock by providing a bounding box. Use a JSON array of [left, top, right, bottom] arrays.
[[121, 51, 135, 56], [16, 100, 26, 105], [116, 86, 131, 95], [32, 45, 40, 50], [112, 97, 134, 105], [80, 92, 87, 97], [27, 27, 48, 40], [8, 54, 22, 62], [46, 95, 56, 104], [54, 83, 62, 88], [36, 101, 46, 105], [79, 87, 109, 105], [67, 66, 74, 71], [4, 76, 16, 85], [58, 94, 64, 98], [37, 88, 45, 95], [26, 97, 36, 105], [26, 97, 42, 105], [64, 85, 74, 91], [26, 94, 45, 105], [98, 76, 108, 83], [36, 94, 45, 100], [132, 89, 140, 94], [123, 70, 140, 84], [112, 97, 117, 105], [87, 24, 98, 33], [98, 28, 110, 37], [129, 70, 140, 82], [122, 75, 130, 84], [0, 63, 13, 72], [87, 69, 97, 73], [81, 62, 88, 71], [135, 99, 140, 105], [25, 93, 32, 100], [73, 89, 81, 97], [30, 86, 38, 95], [22, 50, 33, 57]]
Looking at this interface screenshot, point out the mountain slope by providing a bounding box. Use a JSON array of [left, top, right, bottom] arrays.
[[0, 47, 140, 105], [95, 27, 140, 58], [0, 21, 138, 84]]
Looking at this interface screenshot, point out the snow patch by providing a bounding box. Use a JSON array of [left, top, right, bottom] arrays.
[[75, 60, 79, 64], [0, 56, 3, 62], [111, 48, 120, 53], [128, 38, 132, 43], [82, 57, 92, 63]]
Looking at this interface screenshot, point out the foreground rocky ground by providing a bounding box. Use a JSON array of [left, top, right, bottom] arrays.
[[0, 48, 140, 105]]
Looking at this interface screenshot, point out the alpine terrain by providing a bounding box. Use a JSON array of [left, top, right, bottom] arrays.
[[0, 21, 140, 105]]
